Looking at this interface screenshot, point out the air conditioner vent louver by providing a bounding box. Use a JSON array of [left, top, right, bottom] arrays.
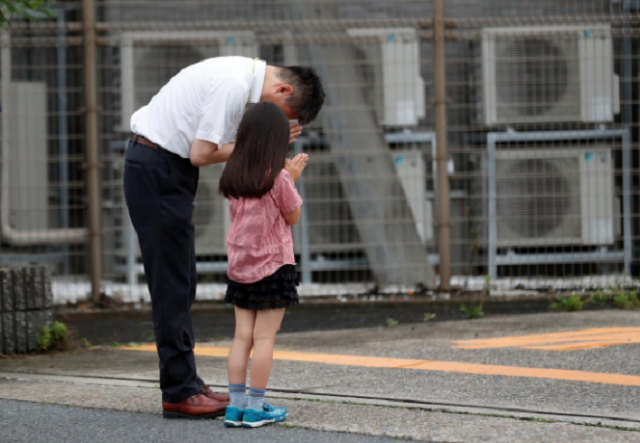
[[497, 157, 580, 241], [495, 38, 577, 119], [493, 147, 614, 247]]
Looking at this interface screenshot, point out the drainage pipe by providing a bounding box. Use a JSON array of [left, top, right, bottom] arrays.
[[1, 30, 87, 246]]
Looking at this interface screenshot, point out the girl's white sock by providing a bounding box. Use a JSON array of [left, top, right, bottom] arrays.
[[228, 384, 247, 408], [247, 387, 266, 411]]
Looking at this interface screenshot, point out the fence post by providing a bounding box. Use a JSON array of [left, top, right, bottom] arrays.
[[432, 0, 452, 291], [82, 0, 103, 304]]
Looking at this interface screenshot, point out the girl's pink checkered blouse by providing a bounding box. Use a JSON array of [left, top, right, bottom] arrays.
[[225, 169, 303, 284]]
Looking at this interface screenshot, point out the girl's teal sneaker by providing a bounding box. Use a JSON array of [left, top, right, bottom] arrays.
[[241, 403, 288, 428], [223, 406, 244, 427]]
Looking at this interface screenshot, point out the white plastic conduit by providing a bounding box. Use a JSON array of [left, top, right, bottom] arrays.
[[1, 30, 86, 246]]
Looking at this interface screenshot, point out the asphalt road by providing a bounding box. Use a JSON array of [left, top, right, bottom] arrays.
[[2, 311, 639, 442], [0, 399, 413, 443]]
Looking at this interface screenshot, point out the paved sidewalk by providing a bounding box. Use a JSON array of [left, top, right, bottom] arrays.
[[1, 310, 639, 442], [0, 399, 403, 443]]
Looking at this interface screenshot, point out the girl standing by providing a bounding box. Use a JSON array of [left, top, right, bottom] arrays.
[[219, 102, 307, 428]]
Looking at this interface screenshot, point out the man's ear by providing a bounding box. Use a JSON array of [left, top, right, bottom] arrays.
[[278, 84, 294, 96]]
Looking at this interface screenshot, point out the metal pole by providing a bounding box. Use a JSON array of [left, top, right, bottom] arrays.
[[487, 134, 498, 281], [57, 8, 70, 275], [293, 140, 311, 284], [622, 0, 634, 276], [82, 0, 102, 304], [432, 0, 452, 290], [622, 130, 633, 276]]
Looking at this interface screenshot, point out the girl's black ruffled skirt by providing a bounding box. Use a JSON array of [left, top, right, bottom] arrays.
[[225, 264, 299, 310]]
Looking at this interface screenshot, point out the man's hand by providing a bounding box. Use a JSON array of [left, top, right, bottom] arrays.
[[190, 139, 234, 166], [289, 122, 303, 144], [285, 153, 308, 181]]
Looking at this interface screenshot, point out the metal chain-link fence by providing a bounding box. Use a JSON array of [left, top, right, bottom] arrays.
[[1, 0, 639, 305]]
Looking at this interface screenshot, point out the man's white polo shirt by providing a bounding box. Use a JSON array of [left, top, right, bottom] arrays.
[[130, 56, 266, 158]]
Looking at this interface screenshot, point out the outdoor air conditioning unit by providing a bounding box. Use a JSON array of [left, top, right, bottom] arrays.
[[296, 150, 432, 254], [347, 28, 426, 127], [494, 147, 615, 247], [119, 31, 258, 255], [481, 25, 620, 126], [298, 154, 362, 253], [392, 150, 432, 243]]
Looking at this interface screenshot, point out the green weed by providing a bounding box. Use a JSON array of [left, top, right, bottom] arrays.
[[386, 318, 399, 328], [613, 291, 640, 310], [484, 274, 491, 297], [280, 424, 302, 430], [423, 312, 436, 322], [550, 295, 583, 312], [460, 304, 484, 319], [37, 321, 70, 351], [523, 417, 558, 424], [588, 290, 612, 304], [50, 321, 68, 342], [37, 326, 52, 351]]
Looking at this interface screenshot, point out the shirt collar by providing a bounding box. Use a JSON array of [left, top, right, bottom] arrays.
[[249, 59, 267, 105]]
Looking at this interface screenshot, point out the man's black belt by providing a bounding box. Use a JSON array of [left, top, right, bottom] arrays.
[[131, 134, 173, 155]]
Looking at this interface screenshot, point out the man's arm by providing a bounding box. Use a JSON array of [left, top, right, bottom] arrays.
[[190, 123, 303, 167], [190, 139, 234, 167]]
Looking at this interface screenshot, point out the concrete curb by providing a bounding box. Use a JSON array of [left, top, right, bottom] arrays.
[[1, 371, 638, 432], [54, 294, 620, 323]]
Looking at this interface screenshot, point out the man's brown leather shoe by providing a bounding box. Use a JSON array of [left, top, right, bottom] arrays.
[[201, 384, 230, 403], [162, 393, 227, 419]]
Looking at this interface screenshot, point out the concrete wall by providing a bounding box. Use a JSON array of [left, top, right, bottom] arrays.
[[0, 266, 53, 354]]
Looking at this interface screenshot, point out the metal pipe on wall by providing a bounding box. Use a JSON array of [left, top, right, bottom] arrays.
[[622, 0, 635, 276], [1, 30, 87, 246], [432, 0, 452, 290], [82, 0, 103, 303], [57, 7, 71, 274]]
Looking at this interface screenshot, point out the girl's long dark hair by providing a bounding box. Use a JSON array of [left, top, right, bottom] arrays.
[[219, 102, 291, 199]]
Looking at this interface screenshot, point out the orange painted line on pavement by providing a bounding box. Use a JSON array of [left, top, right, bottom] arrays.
[[121, 344, 640, 387], [452, 328, 640, 350], [525, 335, 640, 352]]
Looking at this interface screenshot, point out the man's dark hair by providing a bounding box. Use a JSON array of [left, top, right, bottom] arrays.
[[278, 66, 325, 125], [219, 102, 290, 199]]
